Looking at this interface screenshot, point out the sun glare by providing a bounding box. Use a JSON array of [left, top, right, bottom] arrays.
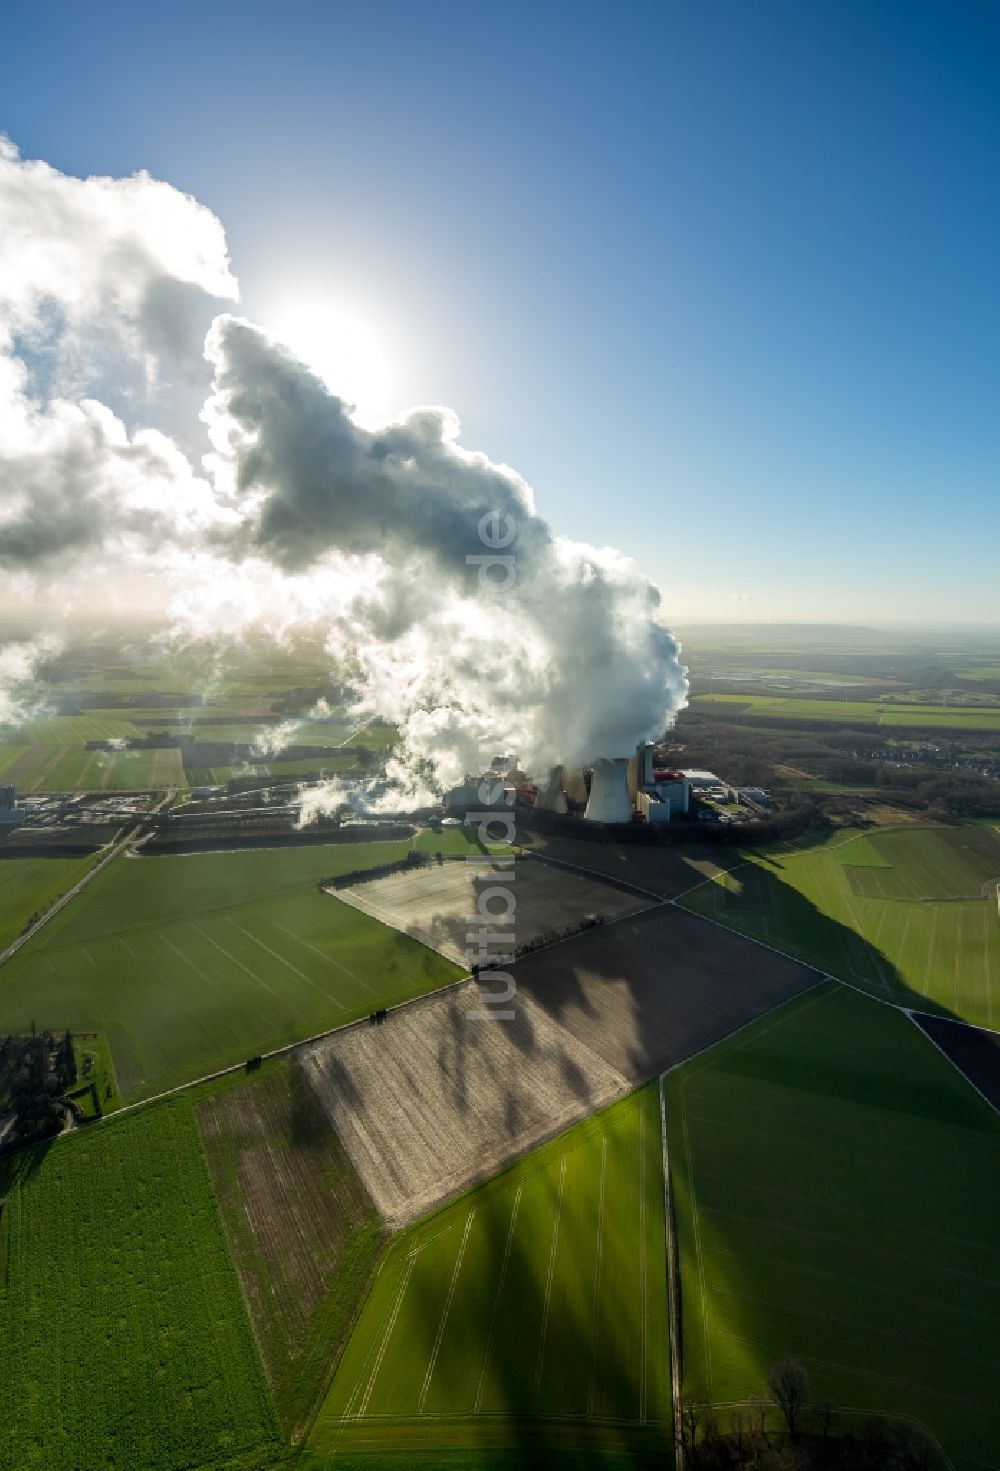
[[268, 299, 395, 424]]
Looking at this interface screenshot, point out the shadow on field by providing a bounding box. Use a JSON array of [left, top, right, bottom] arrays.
[[313, 839, 997, 1465], [653, 854, 998, 1455], [0, 1132, 56, 1199]]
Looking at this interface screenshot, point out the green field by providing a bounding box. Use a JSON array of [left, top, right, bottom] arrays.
[[0, 854, 101, 951], [308, 1084, 671, 1466], [0, 742, 185, 791], [0, 1100, 280, 1471], [0, 843, 461, 1101], [0, 714, 147, 744], [680, 824, 1000, 1027], [691, 692, 1000, 731], [667, 981, 1000, 1469]]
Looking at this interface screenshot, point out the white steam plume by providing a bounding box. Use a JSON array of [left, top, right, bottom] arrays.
[[0, 140, 688, 797]]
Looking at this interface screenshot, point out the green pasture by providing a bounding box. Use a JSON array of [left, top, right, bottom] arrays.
[[691, 692, 1000, 731], [309, 1084, 671, 1465], [956, 665, 1000, 682], [0, 743, 184, 792], [0, 854, 101, 952], [680, 824, 1000, 1026], [0, 1100, 280, 1471], [667, 981, 1000, 1469], [0, 843, 460, 1101], [0, 714, 146, 744]]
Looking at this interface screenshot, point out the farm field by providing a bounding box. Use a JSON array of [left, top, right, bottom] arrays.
[[0, 714, 147, 743], [0, 1099, 280, 1471], [0, 742, 185, 791], [679, 824, 1000, 1028], [308, 1084, 671, 1466], [196, 1060, 383, 1434], [0, 842, 460, 1101], [514, 903, 818, 1082], [335, 856, 649, 965], [300, 978, 628, 1226], [691, 691, 1000, 730], [666, 982, 1000, 1469], [0, 853, 100, 951]]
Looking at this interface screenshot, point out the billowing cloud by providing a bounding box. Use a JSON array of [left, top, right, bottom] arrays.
[[0, 141, 688, 794]]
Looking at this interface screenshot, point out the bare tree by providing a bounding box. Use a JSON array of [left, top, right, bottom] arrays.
[[768, 1358, 810, 1442], [815, 1397, 837, 1439], [679, 1401, 701, 1459]]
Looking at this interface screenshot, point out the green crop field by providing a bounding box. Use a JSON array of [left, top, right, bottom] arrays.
[[666, 981, 1000, 1469], [0, 843, 460, 1101], [308, 1084, 671, 1467], [691, 692, 1000, 731], [0, 714, 147, 744], [0, 854, 101, 952], [0, 743, 185, 791], [0, 1099, 280, 1471], [680, 824, 1000, 1027]]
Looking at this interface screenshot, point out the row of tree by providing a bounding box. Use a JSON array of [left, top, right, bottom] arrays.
[[680, 1360, 942, 1469]]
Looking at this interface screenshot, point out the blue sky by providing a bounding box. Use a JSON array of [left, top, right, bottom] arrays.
[[3, 0, 999, 623]]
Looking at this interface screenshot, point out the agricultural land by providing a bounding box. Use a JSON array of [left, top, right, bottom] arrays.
[[306, 1083, 672, 1468], [0, 853, 101, 952], [666, 981, 1000, 1470], [679, 823, 1000, 1027], [0, 842, 460, 1101], [196, 1059, 384, 1434], [0, 1099, 281, 1471]]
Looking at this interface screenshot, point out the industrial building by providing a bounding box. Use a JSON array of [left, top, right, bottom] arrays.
[[443, 742, 696, 829], [0, 785, 19, 825]]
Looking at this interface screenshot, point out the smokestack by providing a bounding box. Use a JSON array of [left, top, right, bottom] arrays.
[[584, 757, 632, 824], [535, 765, 568, 813]]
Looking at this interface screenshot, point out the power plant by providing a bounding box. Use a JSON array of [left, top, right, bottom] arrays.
[[443, 741, 693, 828], [583, 758, 632, 824]]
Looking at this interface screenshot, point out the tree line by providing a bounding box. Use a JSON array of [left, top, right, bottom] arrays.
[[680, 1359, 943, 1469]]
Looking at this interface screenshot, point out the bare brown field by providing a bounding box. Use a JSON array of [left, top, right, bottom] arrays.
[[333, 854, 648, 964], [528, 832, 733, 897], [299, 980, 629, 1227], [513, 903, 820, 1081], [196, 1060, 383, 1430], [149, 747, 187, 787]]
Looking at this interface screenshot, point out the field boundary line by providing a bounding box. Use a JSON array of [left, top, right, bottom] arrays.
[[906, 1011, 1000, 1123], [417, 1209, 475, 1414], [674, 897, 1000, 1037], [533, 1155, 567, 1406], [660, 975, 833, 1081], [658, 1075, 683, 1471]]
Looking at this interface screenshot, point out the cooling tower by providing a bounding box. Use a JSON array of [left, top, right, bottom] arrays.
[[584, 757, 633, 824], [535, 765, 568, 814], [563, 768, 590, 805]]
